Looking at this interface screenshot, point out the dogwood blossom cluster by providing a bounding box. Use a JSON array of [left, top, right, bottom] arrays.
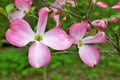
[[4, 0, 120, 68]]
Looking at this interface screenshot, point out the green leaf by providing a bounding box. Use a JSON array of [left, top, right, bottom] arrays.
[[5, 3, 14, 14], [29, 6, 36, 14], [0, 7, 7, 16], [113, 26, 119, 31]]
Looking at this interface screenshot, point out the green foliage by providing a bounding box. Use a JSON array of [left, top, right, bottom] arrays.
[[0, 47, 120, 80], [0, 48, 28, 74], [0, 7, 7, 16], [5, 3, 14, 14]]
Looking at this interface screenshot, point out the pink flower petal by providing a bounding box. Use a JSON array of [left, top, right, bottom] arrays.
[[25, 0, 32, 5], [28, 42, 51, 68], [50, 1, 62, 14], [92, 19, 108, 29], [5, 19, 35, 47], [51, 14, 66, 28], [79, 45, 100, 67], [83, 31, 106, 44], [50, 14, 60, 27], [70, 20, 89, 40], [43, 28, 72, 50], [68, 35, 77, 44], [71, 0, 76, 7], [9, 10, 25, 21], [37, 7, 49, 35], [118, 0, 120, 5], [50, 1, 62, 13], [56, 0, 66, 5], [109, 16, 119, 23], [14, 0, 32, 11], [96, 2, 108, 8], [66, 0, 76, 7], [112, 5, 120, 11]]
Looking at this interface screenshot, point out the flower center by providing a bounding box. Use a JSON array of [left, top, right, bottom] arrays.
[[79, 40, 83, 46], [34, 34, 43, 41], [23, 10, 28, 14]]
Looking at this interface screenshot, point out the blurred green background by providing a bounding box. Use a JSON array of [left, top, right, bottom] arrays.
[[0, 0, 120, 80]]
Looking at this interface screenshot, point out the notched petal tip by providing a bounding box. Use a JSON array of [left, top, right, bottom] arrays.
[[37, 7, 50, 34], [5, 29, 29, 47], [98, 31, 107, 42], [83, 31, 107, 44], [6, 18, 35, 47], [28, 43, 51, 68], [70, 20, 89, 39], [14, 0, 32, 11], [38, 7, 50, 16], [79, 45, 100, 68]]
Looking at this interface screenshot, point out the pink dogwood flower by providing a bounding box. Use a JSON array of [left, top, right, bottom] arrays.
[[69, 21, 106, 67], [112, 0, 120, 11], [92, 19, 108, 29], [6, 7, 72, 68], [8, 0, 32, 21], [96, 2, 108, 8]]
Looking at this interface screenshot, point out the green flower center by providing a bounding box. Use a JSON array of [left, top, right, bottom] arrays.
[[34, 34, 43, 41], [79, 40, 83, 46], [23, 10, 27, 14]]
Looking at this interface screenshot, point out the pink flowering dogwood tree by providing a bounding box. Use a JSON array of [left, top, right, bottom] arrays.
[[0, 0, 120, 69]]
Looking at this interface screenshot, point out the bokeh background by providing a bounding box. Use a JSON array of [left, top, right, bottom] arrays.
[[0, 0, 120, 80]]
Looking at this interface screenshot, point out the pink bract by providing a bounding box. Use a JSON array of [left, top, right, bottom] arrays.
[[92, 19, 108, 29], [112, 5, 120, 11], [51, 14, 66, 28], [109, 16, 119, 23], [96, 2, 108, 8], [112, 0, 120, 11], [69, 20, 106, 67], [6, 7, 72, 68]]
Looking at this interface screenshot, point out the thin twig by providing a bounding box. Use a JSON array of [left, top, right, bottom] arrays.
[[41, 0, 84, 19], [52, 50, 117, 54], [85, 0, 92, 18], [43, 66, 47, 80]]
